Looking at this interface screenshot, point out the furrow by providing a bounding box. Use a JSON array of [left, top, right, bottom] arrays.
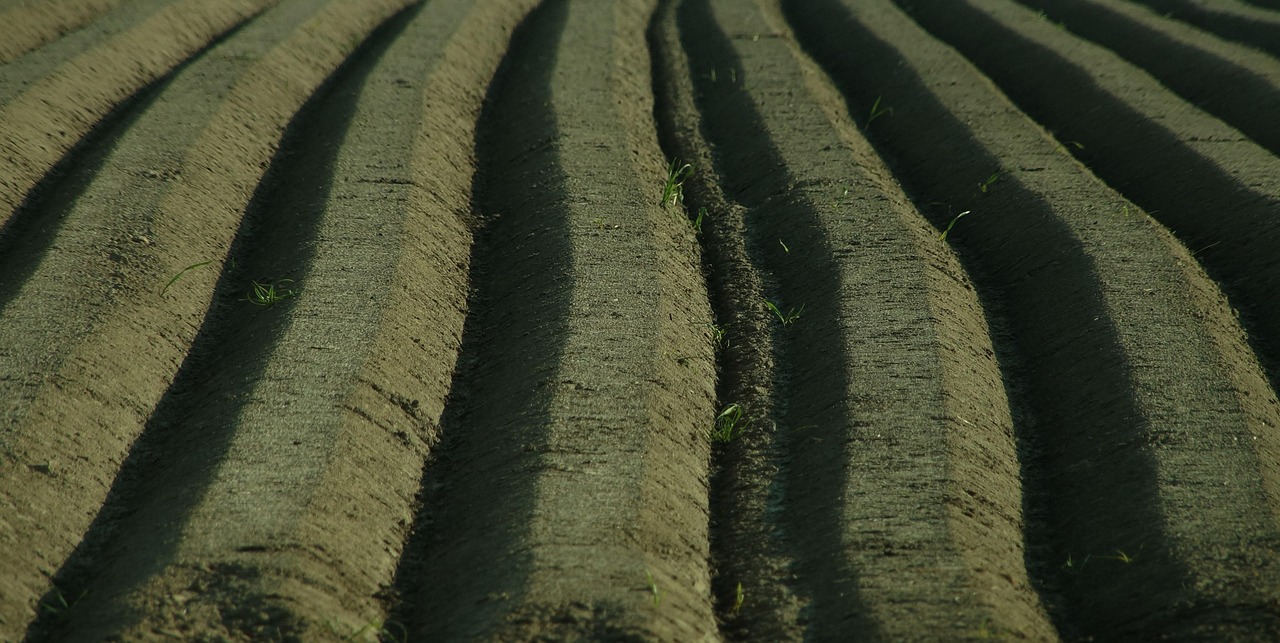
[[400, 0, 718, 640], [0, 0, 122, 64], [656, 0, 1050, 638], [0, 0, 278, 231], [0, 0, 414, 637], [895, 0, 1280, 392], [0, 0, 183, 108], [1017, 0, 1280, 158], [18, 0, 529, 638], [789, 0, 1280, 638], [1126, 0, 1280, 59]]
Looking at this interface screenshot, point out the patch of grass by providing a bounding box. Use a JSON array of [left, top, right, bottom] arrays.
[[763, 299, 803, 325], [661, 159, 694, 209], [731, 582, 745, 616], [245, 279, 298, 306], [692, 206, 706, 234], [711, 403, 751, 443], [938, 210, 970, 241], [866, 95, 893, 128], [161, 260, 213, 296]]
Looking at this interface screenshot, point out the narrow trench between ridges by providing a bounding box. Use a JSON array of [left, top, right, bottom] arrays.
[[894, 0, 1280, 428], [387, 0, 572, 638], [0, 16, 254, 318], [22, 7, 420, 639], [781, 0, 1194, 638], [650, 0, 877, 638]]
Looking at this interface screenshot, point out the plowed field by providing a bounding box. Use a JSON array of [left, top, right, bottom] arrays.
[[3, 0, 1280, 640]]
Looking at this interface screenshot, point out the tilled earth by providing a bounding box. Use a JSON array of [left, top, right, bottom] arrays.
[[3, 0, 1280, 640]]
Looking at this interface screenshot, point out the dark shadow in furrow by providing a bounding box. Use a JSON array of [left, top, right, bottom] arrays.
[[0, 19, 248, 316], [648, 2, 787, 636], [895, 0, 1280, 421], [1126, 0, 1280, 59], [388, 1, 573, 640], [21, 9, 419, 641], [1019, 0, 1280, 158], [784, 0, 1190, 638], [668, 0, 875, 637]]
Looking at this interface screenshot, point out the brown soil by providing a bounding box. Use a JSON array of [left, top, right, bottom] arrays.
[[2, 0, 1279, 640]]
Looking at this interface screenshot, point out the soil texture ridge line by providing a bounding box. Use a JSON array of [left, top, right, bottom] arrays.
[[21, 3, 461, 640], [0, 0, 122, 63], [662, 0, 1050, 637], [1128, 0, 1280, 58], [0, 0, 413, 636], [406, 0, 717, 640], [791, 0, 1280, 637], [0, 0, 278, 230], [0, 0, 186, 110], [895, 0, 1280, 393], [1017, 0, 1280, 158]]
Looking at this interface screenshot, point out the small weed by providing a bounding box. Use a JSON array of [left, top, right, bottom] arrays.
[[711, 403, 751, 442], [938, 210, 970, 241], [245, 279, 298, 306], [325, 618, 407, 643], [1061, 553, 1088, 572], [692, 206, 707, 234], [1100, 549, 1135, 564], [974, 618, 1014, 640], [646, 572, 662, 606], [778, 239, 789, 253], [866, 95, 893, 128], [161, 260, 213, 296], [708, 324, 728, 349], [661, 159, 694, 209], [731, 582, 745, 616], [978, 170, 1002, 194], [763, 299, 803, 325], [40, 586, 86, 622]]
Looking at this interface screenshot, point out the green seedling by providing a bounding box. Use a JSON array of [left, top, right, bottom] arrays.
[[711, 403, 750, 442], [731, 582, 745, 616], [866, 95, 893, 128], [245, 279, 298, 306], [938, 210, 970, 241], [326, 618, 407, 643], [763, 299, 803, 325], [778, 239, 789, 253], [646, 572, 662, 606], [1099, 550, 1135, 564], [708, 324, 728, 349], [978, 171, 1001, 194], [40, 587, 86, 622], [161, 260, 213, 296], [661, 159, 694, 209], [692, 206, 707, 233]]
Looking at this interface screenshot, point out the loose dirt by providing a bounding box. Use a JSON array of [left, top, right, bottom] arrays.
[[2, 0, 1279, 640]]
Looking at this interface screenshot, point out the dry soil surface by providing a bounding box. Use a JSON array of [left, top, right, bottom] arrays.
[[3, 0, 1280, 640]]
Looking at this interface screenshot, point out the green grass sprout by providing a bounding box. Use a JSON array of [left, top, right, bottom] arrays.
[[763, 299, 804, 325], [939, 210, 970, 241], [661, 159, 695, 209], [866, 95, 893, 128], [245, 279, 298, 306], [161, 260, 213, 296], [711, 403, 751, 442]]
